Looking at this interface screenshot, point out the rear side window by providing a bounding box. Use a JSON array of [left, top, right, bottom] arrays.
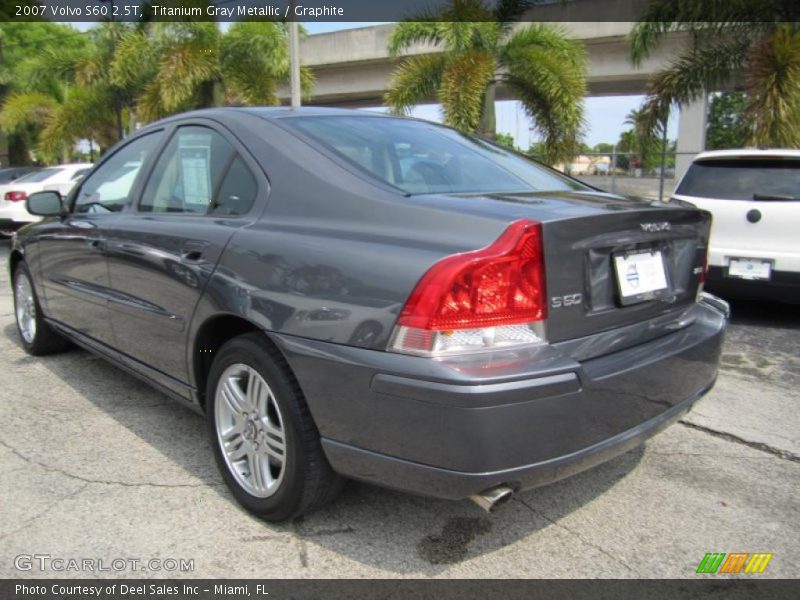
[[213, 156, 258, 215], [676, 158, 800, 200], [140, 126, 255, 215]]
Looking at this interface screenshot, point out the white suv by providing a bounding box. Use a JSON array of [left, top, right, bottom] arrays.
[[672, 149, 799, 303]]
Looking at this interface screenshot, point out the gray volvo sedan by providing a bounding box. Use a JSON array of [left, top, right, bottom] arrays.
[[9, 108, 728, 520]]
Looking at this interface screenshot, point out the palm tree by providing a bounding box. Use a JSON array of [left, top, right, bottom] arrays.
[[384, 0, 586, 164], [623, 108, 665, 167], [0, 21, 92, 163], [631, 1, 800, 147], [0, 23, 126, 162], [112, 21, 314, 123]]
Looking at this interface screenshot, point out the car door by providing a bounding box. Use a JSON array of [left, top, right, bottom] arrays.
[[37, 132, 164, 346], [102, 122, 265, 384]]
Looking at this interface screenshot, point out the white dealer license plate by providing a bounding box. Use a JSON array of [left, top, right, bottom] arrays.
[[728, 258, 772, 280], [614, 250, 669, 302]]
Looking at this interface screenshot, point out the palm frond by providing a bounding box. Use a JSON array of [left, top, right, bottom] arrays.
[[636, 33, 752, 137], [39, 86, 118, 160], [220, 21, 294, 105], [439, 21, 501, 54], [500, 24, 586, 163], [151, 35, 219, 113], [745, 26, 800, 146], [384, 54, 447, 115], [438, 50, 496, 132], [0, 92, 58, 133], [502, 22, 585, 67], [110, 30, 158, 94], [629, 0, 781, 65], [387, 22, 443, 57], [136, 80, 170, 122]]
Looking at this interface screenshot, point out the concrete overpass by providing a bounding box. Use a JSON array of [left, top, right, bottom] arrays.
[[283, 21, 708, 178]]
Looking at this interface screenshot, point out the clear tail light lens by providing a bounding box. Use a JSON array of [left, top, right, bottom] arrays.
[[389, 219, 547, 357]]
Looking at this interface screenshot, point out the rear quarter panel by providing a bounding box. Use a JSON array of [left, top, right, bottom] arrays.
[[187, 115, 515, 364]]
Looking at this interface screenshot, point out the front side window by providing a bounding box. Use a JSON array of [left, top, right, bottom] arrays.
[[74, 132, 163, 214], [283, 115, 587, 196], [140, 126, 254, 215], [676, 158, 800, 200]]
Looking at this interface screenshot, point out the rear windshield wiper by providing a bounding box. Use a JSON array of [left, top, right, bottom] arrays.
[[753, 193, 799, 201]]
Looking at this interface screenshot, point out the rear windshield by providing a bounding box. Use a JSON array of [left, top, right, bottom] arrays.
[[676, 158, 800, 200], [15, 167, 64, 183], [283, 115, 587, 195]]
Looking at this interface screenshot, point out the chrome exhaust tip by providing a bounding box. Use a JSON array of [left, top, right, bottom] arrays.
[[469, 485, 514, 513]]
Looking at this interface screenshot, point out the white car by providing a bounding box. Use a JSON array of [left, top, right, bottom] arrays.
[[0, 163, 92, 237], [672, 149, 799, 302]]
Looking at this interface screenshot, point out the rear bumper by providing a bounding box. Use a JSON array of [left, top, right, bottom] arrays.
[[0, 218, 27, 232], [271, 298, 727, 500], [321, 384, 709, 499], [0, 206, 36, 232], [707, 266, 800, 303]]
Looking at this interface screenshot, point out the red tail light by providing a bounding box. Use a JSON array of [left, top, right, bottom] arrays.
[[696, 250, 709, 300], [5, 191, 27, 202], [700, 253, 708, 285], [390, 219, 547, 356]]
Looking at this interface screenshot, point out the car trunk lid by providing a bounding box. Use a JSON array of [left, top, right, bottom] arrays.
[[421, 190, 711, 344]]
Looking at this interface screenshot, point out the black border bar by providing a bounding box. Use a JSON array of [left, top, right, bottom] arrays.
[[2, 579, 800, 600]]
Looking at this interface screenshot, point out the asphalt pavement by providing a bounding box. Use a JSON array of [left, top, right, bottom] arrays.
[[0, 240, 797, 579]]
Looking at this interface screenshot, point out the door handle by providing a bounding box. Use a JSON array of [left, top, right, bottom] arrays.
[[180, 241, 209, 264], [88, 237, 105, 249], [181, 250, 205, 263]]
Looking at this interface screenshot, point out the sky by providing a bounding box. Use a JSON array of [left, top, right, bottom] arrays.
[[69, 21, 679, 149]]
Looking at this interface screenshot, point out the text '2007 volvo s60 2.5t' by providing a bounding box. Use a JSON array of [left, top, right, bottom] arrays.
[[9, 108, 729, 520]]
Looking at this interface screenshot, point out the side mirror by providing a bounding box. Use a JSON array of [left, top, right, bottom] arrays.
[[26, 190, 64, 217]]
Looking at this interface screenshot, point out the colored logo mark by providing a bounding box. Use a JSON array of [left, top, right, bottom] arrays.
[[626, 264, 640, 288], [696, 552, 773, 574]]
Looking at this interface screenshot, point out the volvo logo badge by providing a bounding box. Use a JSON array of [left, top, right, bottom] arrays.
[[640, 222, 671, 232]]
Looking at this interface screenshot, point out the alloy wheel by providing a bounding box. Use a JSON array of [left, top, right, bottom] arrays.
[[14, 272, 36, 344], [214, 364, 287, 498]]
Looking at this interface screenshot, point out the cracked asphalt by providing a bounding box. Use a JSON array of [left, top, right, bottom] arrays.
[[1, 240, 798, 579]]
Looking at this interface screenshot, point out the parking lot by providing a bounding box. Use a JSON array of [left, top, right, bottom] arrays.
[[0, 239, 797, 579]]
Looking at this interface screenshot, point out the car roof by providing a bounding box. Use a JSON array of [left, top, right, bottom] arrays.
[[241, 106, 388, 119], [692, 148, 800, 161], [151, 106, 393, 126]]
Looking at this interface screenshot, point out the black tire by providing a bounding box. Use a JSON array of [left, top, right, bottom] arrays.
[[207, 332, 343, 521], [12, 262, 70, 355]]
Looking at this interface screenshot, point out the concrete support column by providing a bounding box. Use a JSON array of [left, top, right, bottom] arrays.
[[675, 94, 709, 181]]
